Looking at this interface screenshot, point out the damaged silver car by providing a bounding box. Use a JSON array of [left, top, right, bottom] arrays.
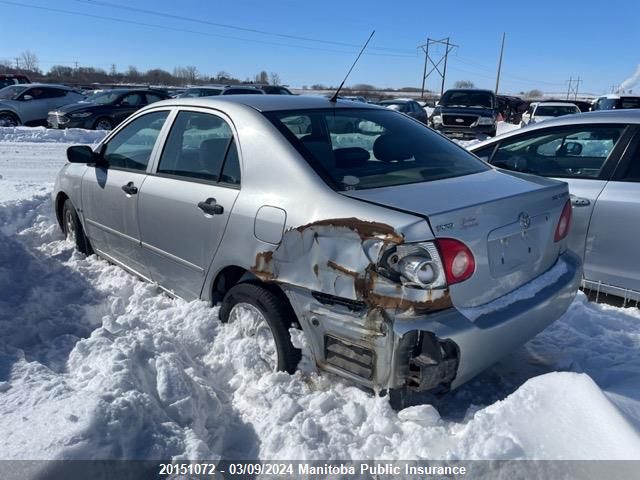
[[53, 95, 581, 394]]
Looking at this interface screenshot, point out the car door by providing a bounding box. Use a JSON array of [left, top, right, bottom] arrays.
[[16, 87, 51, 123], [81, 110, 170, 278], [137, 109, 241, 299], [481, 124, 629, 260], [583, 127, 640, 297], [113, 92, 147, 126]]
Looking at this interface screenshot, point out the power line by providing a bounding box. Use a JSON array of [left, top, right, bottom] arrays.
[[0, 0, 417, 59], [74, 0, 413, 54]]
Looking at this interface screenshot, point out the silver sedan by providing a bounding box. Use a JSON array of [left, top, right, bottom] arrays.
[[471, 110, 640, 303], [53, 95, 581, 394]]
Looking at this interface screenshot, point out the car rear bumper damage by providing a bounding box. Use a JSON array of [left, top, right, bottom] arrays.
[[284, 250, 581, 392]]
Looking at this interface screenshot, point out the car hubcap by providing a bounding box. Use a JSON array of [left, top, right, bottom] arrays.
[[64, 210, 75, 241], [96, 120, 111, 130], [228, 302, 278, 371]]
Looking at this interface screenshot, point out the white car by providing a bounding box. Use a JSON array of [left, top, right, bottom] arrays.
[[521, 102, 580, 127]]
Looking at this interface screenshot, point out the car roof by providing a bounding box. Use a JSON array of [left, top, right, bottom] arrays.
[[18, 83, 75, 90], [444, 88, 495, 94], [470, 109, 640, 150], [534, 102, 579, 107], [378, 98, 414, 103], [598, 93, 640, 99], [151, 94, 381, 112]]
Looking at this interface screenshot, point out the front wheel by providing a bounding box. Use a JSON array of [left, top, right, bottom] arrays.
[[0, 112, 18, 127], [93, 117, 113, 130], [219, 283, 301, 373], [62, 198, 92, 254]]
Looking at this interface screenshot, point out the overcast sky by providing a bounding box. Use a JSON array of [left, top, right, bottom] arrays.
[[2, 0, 639, 94]]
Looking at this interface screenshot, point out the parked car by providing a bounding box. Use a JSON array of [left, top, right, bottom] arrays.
[[377, 99, 429, 123], [592, 94, 640, 111], [0, 73, 31, 89], [47, 88, 169, 130], [54, 95, 580, 394], [251, 84, 294, 95], [430, 89, 498, 138], [0, 83, 84, 127], [520, 102, 581, 126], [177, 85, 266, 98], [470, 109, 640, 302]]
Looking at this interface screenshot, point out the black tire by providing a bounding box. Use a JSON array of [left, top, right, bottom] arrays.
[[219, 283, 301, 373], [93, 117, 113, 130], [62, 198, 92, 255], [0, 111, 19, 127]]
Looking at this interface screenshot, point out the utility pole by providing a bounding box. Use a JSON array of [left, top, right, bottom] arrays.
[[566, 76, 582, 100], [418, 37, 457, 97], [495, 32, 506, 95]]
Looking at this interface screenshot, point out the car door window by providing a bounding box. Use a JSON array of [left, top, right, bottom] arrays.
[[102, 111, 169, 171], [120, 93, 145, 106], [472, 144, 497, 162], [490, 126, 625, 178], [157, 111, 235, 182], [23, 88, 46, 100], [145, 93, 165, 103]]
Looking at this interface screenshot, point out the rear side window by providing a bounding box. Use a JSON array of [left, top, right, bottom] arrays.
[[145, 93, 165, 103], [267, 108, 488, 190], [103, 111, 169, 171], [157, 111, 236, 183], [224, 88, 263, 95], [490, 125, 625, 178]]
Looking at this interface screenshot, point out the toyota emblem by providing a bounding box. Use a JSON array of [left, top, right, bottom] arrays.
[[518, 212, 531, 230]]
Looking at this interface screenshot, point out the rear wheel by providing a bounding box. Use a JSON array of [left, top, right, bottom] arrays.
[[0, 112, 18, 127], [62, 198, 92, 254], [94, 117, 113, 130], [219, 283, 301, 373]]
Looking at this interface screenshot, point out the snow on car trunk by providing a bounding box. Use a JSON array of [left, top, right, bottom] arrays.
[[0, 129, 639, 462]]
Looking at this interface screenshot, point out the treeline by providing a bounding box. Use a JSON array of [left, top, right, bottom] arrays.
[[0, 51, 282, 86]]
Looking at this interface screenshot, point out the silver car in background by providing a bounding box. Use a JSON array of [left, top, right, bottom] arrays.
[[53, 95, 581, 394], [0, 83, 84, 127], [471, 110, 640, 303]]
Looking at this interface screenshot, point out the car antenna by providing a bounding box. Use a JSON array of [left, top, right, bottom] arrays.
[[329, 30, 375, 103]]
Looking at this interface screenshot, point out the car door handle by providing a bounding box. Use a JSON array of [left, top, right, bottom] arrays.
[[570, 196, 591, 207], [121, 182, 138, 195], [198, 197, 224, 215]]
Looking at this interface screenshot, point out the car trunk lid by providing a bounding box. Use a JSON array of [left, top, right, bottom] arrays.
[[343, 169, 570, 308]]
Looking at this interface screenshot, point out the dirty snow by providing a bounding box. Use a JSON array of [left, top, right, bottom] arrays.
[[1, 126, 639, 462]]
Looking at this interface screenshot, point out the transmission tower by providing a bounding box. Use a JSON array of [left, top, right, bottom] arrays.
[[418, 37, 457, 97]]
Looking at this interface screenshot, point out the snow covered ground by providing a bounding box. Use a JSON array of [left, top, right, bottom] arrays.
[[1, 125, 639, 462]]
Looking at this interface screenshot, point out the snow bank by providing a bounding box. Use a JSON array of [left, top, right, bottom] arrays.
[[0, 138, 639, 462], [0, 126, 106, 144]]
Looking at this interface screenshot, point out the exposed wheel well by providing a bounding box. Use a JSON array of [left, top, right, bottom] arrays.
[[211, 265, 298, 326], [55, 192, 69, 229]]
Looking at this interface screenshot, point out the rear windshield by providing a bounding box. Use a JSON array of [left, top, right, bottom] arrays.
[[440, 90, 494, 108], [265, 108, 489, 191], [535, 105, 579, 117]]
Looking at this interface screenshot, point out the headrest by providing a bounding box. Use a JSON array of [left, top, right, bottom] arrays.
[[373, 135, 413, 162], [189, 115, 223, 130], [334, 147, 369, 168]]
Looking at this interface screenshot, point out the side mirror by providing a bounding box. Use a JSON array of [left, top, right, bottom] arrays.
[[22, 95, 33, 101], [67, 145, 101, 164]]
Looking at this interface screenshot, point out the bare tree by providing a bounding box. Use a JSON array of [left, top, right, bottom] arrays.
[[453, 80, 475, 88], [254, 70, 269, 84], [19, 50, 40, 73], [269, 72, 281, 85], [184, 65, 198, 83]]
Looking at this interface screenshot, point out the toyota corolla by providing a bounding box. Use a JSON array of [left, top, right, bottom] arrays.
[[53, 95, 581, 394]]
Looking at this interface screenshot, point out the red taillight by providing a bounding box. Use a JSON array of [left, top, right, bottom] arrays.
[[554, 199, 572, 242], [436, 238, 475, 285]]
